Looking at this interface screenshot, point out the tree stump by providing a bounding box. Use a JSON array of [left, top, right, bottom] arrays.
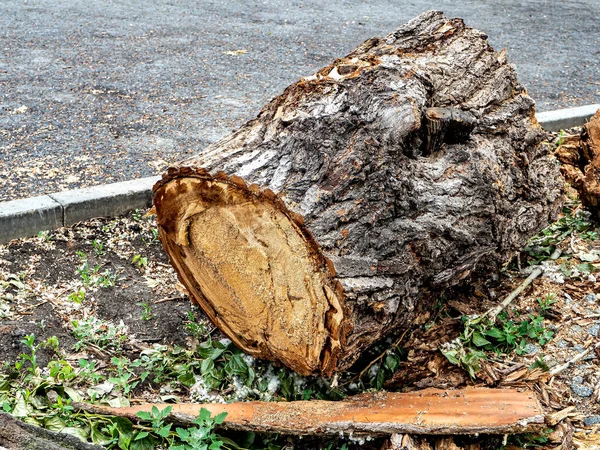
[[153, 11, 564, 376]]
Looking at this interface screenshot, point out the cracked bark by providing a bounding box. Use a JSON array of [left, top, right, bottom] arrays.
[[154, 11, 564, 376]]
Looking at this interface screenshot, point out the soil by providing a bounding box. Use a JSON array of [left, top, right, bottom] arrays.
[[0, 213, 194, 369]]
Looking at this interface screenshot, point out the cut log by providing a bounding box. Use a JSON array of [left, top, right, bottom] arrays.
[[153, 11, 564, 375], [74, 388, 544, 436]]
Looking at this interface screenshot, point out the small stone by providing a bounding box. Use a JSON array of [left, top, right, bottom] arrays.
[[571, 324, 584, 333], [585, 293, 597, 303], [588, 323, 600, 337], [557, 339, 569, 349], [584, 415, 600, 427], [571, 380, 594, 398], [523, 343, 541, 355], [573, 344, 585, 353], [588, 275, 597, 283]]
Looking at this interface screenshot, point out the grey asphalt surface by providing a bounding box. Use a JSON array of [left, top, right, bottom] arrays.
[[1, 0, 599, 201]]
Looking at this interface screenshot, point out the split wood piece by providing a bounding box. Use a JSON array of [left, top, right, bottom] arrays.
[[153, 11, 564, 375], [573, 431, 600, 449], [555, 108, 600, 220], [74, 388, 544, 436]]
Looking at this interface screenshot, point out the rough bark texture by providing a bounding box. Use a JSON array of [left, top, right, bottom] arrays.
[[555, 109, 600, 220], [154, 11, 564, 375], [75, 388, 544, 437], [0, 413, 104, 450]]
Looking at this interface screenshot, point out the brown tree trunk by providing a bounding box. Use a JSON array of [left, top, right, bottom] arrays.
[[153, 11, 564, 376]]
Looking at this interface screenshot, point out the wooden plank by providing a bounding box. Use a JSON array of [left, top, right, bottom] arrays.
[[75, 388, 544, 436]]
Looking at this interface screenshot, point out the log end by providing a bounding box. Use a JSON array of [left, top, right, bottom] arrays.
[[154, 171, 348, 375]]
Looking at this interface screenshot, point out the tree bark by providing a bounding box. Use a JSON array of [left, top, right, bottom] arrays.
[[74, 388, 544, 437], [555, 109, 600, 220], [153, 11, 564, 376], [0, 413, 103, 450]]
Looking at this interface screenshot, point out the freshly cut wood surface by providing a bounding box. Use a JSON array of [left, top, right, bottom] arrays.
[[76, 388, 544, 436], [154, 11, 564, 375]]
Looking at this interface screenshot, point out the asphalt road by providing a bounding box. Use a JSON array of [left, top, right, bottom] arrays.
[[1, 0, 599, 200]]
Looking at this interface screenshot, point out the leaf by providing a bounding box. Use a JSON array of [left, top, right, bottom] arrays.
[[176, 427, 190, 440], [62, 387, 82, 402], [577, 263, 597, 274], [471, 332, 491, 347], [117, 422, 134, 449], [130, 435, 155, 450], [136, 411, 152, 421], [44, 415, 66, 432], [442, 349, 459, 365], [209, 440, 224, 450], [375, 367, 386, 389], [134, 431, 149, 441], [108, 397, 130, 408], [91, 424, 114, 446], [213, 411, 228, 425], [384, 354, 399, 373], [201, 358, 214, 374], [159, 405, 173, 418], [198, 407, 212, 422], [197, 346, 225, 360], [578, 252, 599, 262], [62, 426, 90, 442], [143, 276, 161, 289], [88, 380, 114, 397], [485, 327, 504, 339], [12, 394, 29, 418], [178, 371, 196, 387], [157, 423, 172, 438]]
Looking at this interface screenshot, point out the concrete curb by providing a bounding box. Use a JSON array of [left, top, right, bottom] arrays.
[[1, 104, 599, 243], [537, 103, 600, 132], [0, 176, 159, 243]]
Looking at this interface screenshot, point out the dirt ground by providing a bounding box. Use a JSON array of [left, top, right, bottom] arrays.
[[0, 203, 599, 448], [0, 213, 196, 366]]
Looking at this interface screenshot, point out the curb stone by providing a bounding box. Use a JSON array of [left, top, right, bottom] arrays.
[[0, 176, 159, 244], [536, 103, 600, 132], [1, 104, 599, 243]]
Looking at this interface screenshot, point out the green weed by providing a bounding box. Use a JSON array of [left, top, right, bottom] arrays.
[[132, 254, 148, 268], [137, 301, 154, 321], [71, 317, 128, 352], [442, 308, 555, 378], [68, 290, 85, 304]]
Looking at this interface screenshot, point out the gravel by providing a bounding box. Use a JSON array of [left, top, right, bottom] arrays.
[[571, 376, 594, 398], [1, 0, 599, 201], [583, 415, 600, 427]]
